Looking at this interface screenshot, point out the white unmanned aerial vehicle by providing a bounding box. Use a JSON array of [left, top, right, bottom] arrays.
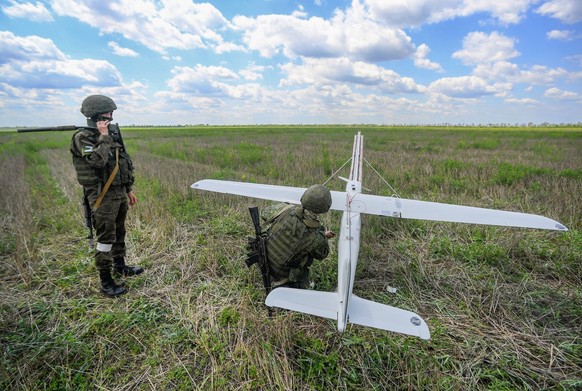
[[192, 132, 567, 340]]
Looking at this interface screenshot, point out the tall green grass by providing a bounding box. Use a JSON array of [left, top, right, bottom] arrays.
[[1, 125, 580, 390]]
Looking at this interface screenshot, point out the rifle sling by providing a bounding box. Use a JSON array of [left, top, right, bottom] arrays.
[[93, 147, 119, 210]]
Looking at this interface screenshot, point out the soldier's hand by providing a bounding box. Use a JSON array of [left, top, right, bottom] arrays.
[[127, 191, 137, 206], [325, 231, 335, 238], [97, 119, 110, 135]]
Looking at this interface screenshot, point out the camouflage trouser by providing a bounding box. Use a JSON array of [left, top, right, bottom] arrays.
[[270, 256, 313, 289], [85, 186, 129, 272]]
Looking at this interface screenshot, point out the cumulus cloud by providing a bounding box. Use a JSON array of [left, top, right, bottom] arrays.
[[240, 63, 270, 81], [0, 31, 122, 88], [459, 0, 533, 25], [364, 0, 534, 26], [1, 59, 122, 89], [364, 0, 458, 27], [167, 64, 239, 96], [536, 0, 582, 24], [2, 0, 53, 22], [474, 61, 568, 85], [108, 42, 139, 57], [0, 31, 65, 63], [233, 2, 415, 62], [50, 0, 242, 55], [547, 29, 574, 41], [280, 57, 422, 94], [413, 44, 443, 71], [453, 31, 519, 65], [505, 97, 539, 105], [428, 76, 504, 98], [544, 87, 580, 100]]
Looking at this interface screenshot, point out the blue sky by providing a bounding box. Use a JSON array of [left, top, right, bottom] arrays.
[[1, 0, 581, 126]]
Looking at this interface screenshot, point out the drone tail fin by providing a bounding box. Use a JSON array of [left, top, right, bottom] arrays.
[[265, 288, 337, 320], [348, 295, 430, 339]]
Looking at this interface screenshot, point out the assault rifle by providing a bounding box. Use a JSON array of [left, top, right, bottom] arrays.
[[247, 207, 272, 297], [18, 124, 128, 154], [17, 125, 97, 132]]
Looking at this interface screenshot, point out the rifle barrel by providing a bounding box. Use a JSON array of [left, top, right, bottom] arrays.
[[17, 125, 96, 133]]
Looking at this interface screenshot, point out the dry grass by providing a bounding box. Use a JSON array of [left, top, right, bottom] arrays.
[[1, 126, 580, 390]]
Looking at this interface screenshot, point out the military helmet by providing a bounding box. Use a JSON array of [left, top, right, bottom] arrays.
[[301, 185, 332, 214], [80, 95, 117, 118]]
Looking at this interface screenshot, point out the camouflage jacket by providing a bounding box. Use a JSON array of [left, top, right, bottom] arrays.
[[261, 203, 329, 281], [70, 122, 134, 192]]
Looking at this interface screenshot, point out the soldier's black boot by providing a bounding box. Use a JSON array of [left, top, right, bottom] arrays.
[[113, 257, 144, 277], [99, 269, 127, 297]]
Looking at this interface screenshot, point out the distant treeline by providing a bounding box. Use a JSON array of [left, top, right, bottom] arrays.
[[106, 122, 582, 128], [7, 122, 582, 131]]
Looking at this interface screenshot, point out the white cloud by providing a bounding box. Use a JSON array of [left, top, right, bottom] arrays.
[[0, 31, 65, 63], [460, 0, 533, 25], [364, 0, 458, 27], [1, 59, 122, 89], [279, 57, 422, 94], [0, 32, 122, 89], [342, 3, 415, 62], [547, 29, 574, 41], [544, 87, 580, 101], [158, 0, 242, 54], [240, 63, 270, 81], [233, 13, 343, 59], [453, 31, 520, 65], [505, 97, 539, 105], [413, 44, 443, 71], [2, 0, 53, 22], [167, 65, 239, 96], [108, 42, 139, 57], [233, 3, 415, 62], [50, 0, 242, 55], [364, 0, 535, 26], [474, 61, 568, 85], [428, 75, 504, 98], [536, 0, 582, 24]]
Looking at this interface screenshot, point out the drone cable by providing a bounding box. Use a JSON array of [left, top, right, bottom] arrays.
[[363, 157, 400, 198]]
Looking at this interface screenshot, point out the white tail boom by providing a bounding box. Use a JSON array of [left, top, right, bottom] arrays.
[[191, 132, 567, 339]]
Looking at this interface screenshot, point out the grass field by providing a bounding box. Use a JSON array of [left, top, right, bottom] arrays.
[[1, 125, 580, 390]]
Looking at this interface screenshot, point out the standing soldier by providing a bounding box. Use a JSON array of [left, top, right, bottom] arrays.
[[70, 95, 143, 297]]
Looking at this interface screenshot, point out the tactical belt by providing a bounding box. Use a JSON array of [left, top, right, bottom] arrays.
[[93, 147, 119, 210]]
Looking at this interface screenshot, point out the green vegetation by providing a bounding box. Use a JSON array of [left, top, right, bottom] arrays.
[[1, 125, 580, 390]]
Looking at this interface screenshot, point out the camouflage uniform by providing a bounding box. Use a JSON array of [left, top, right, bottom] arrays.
[[71, 95, 141, 297], [70, 123, 134, 272], [260, 185, 332, 289]]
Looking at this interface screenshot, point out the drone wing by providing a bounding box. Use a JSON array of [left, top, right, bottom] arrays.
[[351, 193, 567, 231], [191, 180, 566, 231], [192, 179, 349, 209], [192, 179, 307, 203]]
